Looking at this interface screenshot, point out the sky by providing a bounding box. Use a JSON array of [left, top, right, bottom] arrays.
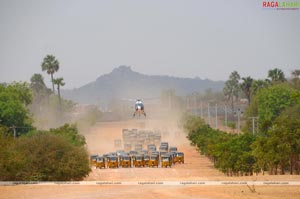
[[0, 0, 300, 89]]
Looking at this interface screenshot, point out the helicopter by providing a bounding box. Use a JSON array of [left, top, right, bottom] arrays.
[[133, 99, 146, 118]]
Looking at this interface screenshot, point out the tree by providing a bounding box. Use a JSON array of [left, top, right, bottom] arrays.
[[291, 69, 300, 79], [52, 77, 65, 110], [183, 114, 256, 176], [250, 79, 269, 96], [49, 124, 86, 147], [291, 69, 300, 89], [268, 68, 286, 83], [41, 55, 60, 93], [223, 71, 240, 121], [30, 74, 51, 101], [255, 84, 295, 132], [5, 82, 32, 106], [240, 76, 253, 104], [0, 83, 33, 136], [272, 104, 300, 174], [16, 132, 90, 181], [30, 74, 47, 93]]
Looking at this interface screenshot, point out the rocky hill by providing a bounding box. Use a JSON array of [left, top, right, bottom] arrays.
[[61, 65, 224, 107]]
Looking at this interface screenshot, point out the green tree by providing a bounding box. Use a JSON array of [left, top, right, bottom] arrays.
[[41, 55, 60, 93], [16, 132, 90, 181], [5, 82, 32, 106], [52, 77, 65, 109], [30, 74, 50, 94], [30, 74, 51, 103], [268, 68, 286, 83], [0, 132, 27, 180], [291, 69, 300, 79], [223, 71, 240, 121], [240, 76, 253, 104], [183, 114, 257, 176], [255, 84, 295, 132], [272, 104, 300, 174], [1, 124, 90, 181], [49, 124, 86, 147], [291, 69, 300, 89], [250, 79, 269, 96], [0, 83, 33, 136]]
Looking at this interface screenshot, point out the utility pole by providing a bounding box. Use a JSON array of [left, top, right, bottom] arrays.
[[13, 125, 16, 138], [237, 108, 240, 135], [249, 117, 259, 135], [225, 105, 227, 131], [215, 104, 218, 129], [256, 119, 259, 134]]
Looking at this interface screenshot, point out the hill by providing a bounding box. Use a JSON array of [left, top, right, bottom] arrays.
[[61, 66, 224, 107]]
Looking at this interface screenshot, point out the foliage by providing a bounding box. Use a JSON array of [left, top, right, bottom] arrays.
[[290, 69, 300, 90], [52, 77, 65, 109], [250, 79, 270, 96], [182, 115, 256, 176], [227, 121, 236, 129], [223, 71, 240, 121], [240, 76, 253, 104], [41, 54, 60, 92], [255, 84, 295, 132], [0, 83, 33, 136], [49, 124, 86, 147], [254, 104, 300, 175], [52, 77, 65, 96], [30, 74, 51, 95], [268, 68, 286, 83], [0, 132, 27, 180], [0, 125, 90, 181]]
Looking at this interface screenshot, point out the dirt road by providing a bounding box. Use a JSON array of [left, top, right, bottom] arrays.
[[1, 119, 300, 199], [85, 119, 224, 181]]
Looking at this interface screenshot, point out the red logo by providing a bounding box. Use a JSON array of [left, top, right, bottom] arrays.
[[262, 1, 279, 7]]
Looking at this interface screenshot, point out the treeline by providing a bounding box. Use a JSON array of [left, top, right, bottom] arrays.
[[0, 125, 90, 181], [183, 111, 300, 176], [0, 54, 96, 181], [183, 68, 300, 176], [183, 115, 257, 176], [0, 82, 90, 180]]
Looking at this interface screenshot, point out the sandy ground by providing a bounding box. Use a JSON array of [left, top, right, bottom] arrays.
[[1, 118, 300, 199], [1, 185, 300, 199]]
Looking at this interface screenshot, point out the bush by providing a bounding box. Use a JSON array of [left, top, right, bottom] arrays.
[[49, 124, 86, 147], [0, 128, 90, 181], [184, 115, 256, 176], [16, 133, 90, 181]]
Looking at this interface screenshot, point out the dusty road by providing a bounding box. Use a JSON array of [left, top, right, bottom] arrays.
[[85, 119, 224, 181], [1, 119, 300, 199], [2, 185, 300, 199]]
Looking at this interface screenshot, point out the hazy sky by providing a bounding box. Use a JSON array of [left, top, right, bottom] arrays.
[[1, 0, 300, 89]]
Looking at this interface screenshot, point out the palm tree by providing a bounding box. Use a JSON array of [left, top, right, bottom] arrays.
[[291, 70, 300, 79], [250, 79, 269, 95], [30, 74, 46, 92], [223, 71, 240, 122], [291, 69, 300, 89], [41, 55, 60, 93], [52, 77, 65, 110], [240, 76, 253, 104], [268, 68, 286, 83]]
